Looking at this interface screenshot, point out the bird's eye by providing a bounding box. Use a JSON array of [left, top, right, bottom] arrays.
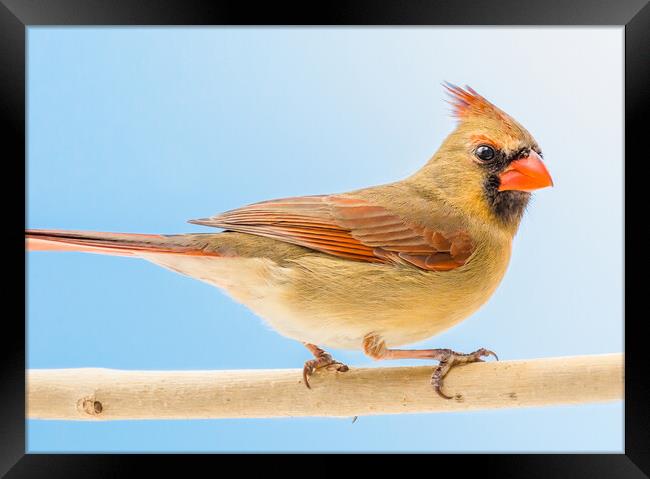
[[475, 145, 496, 162]]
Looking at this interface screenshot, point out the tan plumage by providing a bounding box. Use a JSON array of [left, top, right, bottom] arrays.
[[26, 84, 553, 395]]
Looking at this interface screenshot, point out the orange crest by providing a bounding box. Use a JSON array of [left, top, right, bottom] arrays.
[[442, 82, 512, 125]]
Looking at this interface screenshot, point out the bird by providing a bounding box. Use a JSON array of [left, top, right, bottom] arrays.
[[26, 83, 553, 399]]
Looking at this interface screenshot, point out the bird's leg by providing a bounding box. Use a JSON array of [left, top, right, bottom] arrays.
[[302, 343, 349, 389], [362, 333, 497, 399]]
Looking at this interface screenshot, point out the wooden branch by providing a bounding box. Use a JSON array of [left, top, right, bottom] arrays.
[[27, 353, 623, 420]]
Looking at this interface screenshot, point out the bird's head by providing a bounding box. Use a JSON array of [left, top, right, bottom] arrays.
[[411, 83, 553, 235]]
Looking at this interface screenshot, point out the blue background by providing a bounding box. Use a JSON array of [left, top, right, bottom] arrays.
[[26, 27, 623, 452]]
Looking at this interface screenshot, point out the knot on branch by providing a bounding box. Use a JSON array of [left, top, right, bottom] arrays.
[[77, 396, 103, 416]]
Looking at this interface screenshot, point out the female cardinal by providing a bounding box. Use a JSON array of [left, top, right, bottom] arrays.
[[26, 84, 553, 398]]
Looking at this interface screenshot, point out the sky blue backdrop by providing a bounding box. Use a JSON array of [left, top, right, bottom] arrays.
[[26, 27, 623, 452]]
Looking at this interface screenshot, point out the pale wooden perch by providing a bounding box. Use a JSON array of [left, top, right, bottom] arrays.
[[27, 353, 623, 420]]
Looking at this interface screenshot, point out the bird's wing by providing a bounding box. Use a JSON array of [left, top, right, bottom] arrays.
[[189, 194, 474, 271]]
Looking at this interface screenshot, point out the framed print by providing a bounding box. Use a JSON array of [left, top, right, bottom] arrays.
[[3, 0, 648, 475]]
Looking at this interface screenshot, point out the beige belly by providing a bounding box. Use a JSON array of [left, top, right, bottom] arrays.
[[140, 242, 511, 351], [263, 251, 511, 349]]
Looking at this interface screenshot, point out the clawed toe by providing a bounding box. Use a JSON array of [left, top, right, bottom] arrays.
[[431, 347, 498, 399], [476, 348, 499, 361], [302, 351, 349, 389], [302, 361, 317, 389], [432, 363, 455, 399], [326, 362, 349, 372]]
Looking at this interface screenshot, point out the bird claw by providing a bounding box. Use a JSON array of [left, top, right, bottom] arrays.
[[302, 363, 316, 389], [302, 354, 349, 389], [325, 362, 349, 372], [431, 347, 499, 399], [432, 364, 456, 399], [473, 348, 499, 362], [485, 349, 499, 361]]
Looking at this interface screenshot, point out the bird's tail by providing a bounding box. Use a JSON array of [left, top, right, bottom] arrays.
[[25, 229, 220, 257]]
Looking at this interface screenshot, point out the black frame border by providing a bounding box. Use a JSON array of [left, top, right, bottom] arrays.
[[5, 0, 648, 476]]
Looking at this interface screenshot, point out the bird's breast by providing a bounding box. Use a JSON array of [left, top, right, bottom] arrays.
[[257, 239, 513, 349]]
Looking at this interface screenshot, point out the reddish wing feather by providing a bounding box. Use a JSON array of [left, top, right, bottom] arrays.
[[189, 195, 474, 271]]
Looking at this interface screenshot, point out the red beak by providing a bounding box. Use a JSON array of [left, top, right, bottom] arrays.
[[498, 150, 554, 192]]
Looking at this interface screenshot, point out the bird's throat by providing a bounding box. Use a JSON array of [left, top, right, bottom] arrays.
[[484, 177, 530, 228]]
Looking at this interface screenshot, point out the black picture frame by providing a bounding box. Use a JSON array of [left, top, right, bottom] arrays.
[[4, 0, 647, 476]]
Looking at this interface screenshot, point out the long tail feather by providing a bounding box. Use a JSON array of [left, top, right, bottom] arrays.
[[26, 229, 220, 257]]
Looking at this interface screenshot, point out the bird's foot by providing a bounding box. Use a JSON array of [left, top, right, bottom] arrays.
[[302, 349, 349, 389], [431, 347, 498, 400]]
